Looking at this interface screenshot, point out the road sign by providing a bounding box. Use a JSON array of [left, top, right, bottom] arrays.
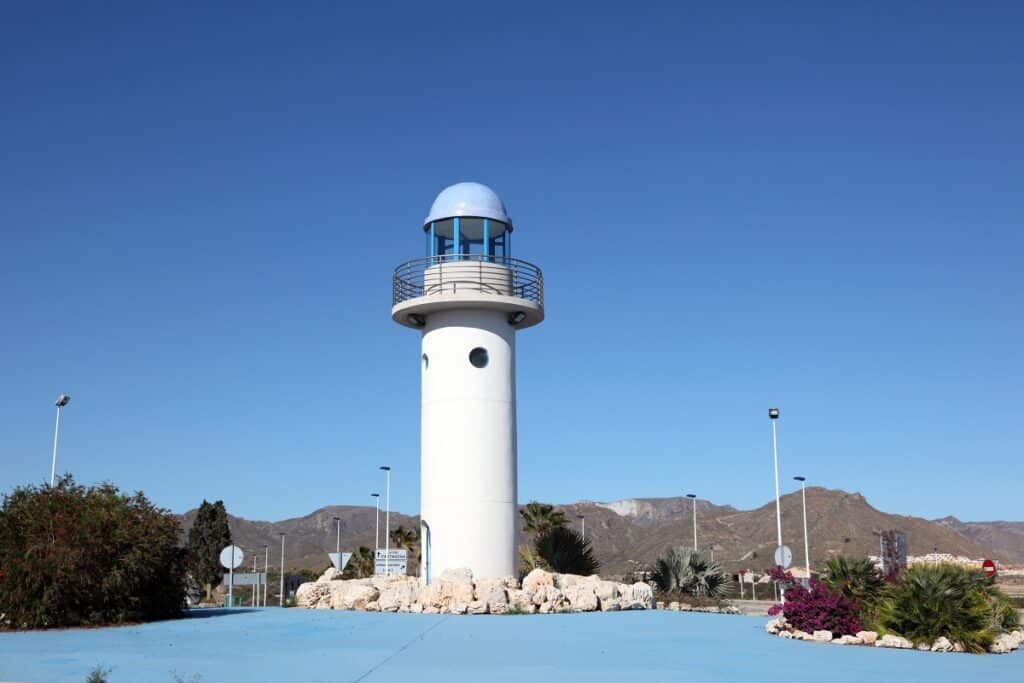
[[220, 545, 244, 570], [374, 548, 407, 575], [329, 552, 352, 571], [774, 545, 793, 569], [982, 559, 997, 578], [223, 572, 265, 586]]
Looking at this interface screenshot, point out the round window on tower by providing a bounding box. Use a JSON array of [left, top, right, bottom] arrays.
[[422, 353, 429, 370], [469, 347, 489, 368]]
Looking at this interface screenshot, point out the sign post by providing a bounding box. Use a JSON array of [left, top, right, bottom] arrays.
[[328, 552, 352, 572], [374, 548, 407, 576], [774, 544, 793, 569], [982, 559, 997, 578], [219, 545, 244, 607]]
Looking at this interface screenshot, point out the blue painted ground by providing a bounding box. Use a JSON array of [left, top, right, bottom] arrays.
[[1, 609, 1021, 682]]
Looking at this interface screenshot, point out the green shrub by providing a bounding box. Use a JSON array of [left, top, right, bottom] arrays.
[[821, 556, 886, 607], [652, 547, 732, 599], [534, 526, 599, 575], [876, 563, 1015, 653], [0, 476, 187, 629]]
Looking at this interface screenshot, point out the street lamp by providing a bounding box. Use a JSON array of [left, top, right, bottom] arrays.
[[768, 407, 785, 605], [371, 493, 381, 552], [333, 516, 341, 556], [380, 466, 391, 574], [686, 494, 698, 550], [51, 394, 71, 486], [768, 408, 783, 557], [577, 514, 585, 541], [794, 476, 810, 581], [278, 533, 285, 607], [262, 545, 269, 607]]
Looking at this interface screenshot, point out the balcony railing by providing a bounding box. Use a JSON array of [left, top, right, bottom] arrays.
[[392, 254, 544, 308]]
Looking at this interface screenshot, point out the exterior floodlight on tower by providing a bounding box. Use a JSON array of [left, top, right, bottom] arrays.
[[50, 394, 71, 486], [371, 493, 381, 552], [686, 494, 698, 550], [794, 476, 810, 580], [391, 182, 544, 583]]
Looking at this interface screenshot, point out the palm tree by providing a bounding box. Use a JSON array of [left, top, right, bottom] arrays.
[[821, 556, 886, 608], [534, 526, 599, 575], [651, 547, 732, 598], [389, 525, 420, 574], [520, 501, 567, 536]]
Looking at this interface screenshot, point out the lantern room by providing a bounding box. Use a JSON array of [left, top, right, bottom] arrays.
[[423, 182, 512, 259]]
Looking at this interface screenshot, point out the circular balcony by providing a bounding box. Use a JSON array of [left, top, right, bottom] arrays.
[[392, 255, 544, 329]]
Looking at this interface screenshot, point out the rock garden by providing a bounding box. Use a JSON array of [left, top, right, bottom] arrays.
[[764, 556, 1022, 654], [296, 566, 656, 614]]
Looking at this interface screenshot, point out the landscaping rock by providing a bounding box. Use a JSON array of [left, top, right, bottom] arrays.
[[668, 602, 680, 611], [522, 568, 554, 596], [835, 635, 863, 645], [989, 633, 1019, 654], [317, 567, 344, 583], [765, 618, 785, 635], [792, 630, 811, 641], [876, 634, 914, 649], [811, 630, 833, 642], [856, 631, 878, 645], [930, 637, 954, 653]]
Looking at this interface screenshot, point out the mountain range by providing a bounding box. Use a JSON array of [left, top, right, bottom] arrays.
[[179, 487, 1024, 575]]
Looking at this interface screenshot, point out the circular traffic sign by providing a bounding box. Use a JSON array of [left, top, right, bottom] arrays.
[[982, 559, 997, 578], [219, 545, 244, 570], [774, 545, 793, 569]]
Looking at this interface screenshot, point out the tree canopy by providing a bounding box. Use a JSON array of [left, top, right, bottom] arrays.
[[186, 500, 231, 600]]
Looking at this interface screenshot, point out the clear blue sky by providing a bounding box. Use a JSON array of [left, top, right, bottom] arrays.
[[2, 2, 1021, 523]]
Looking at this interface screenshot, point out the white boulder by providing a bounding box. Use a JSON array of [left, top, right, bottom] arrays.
[[876, 634, 914, 649], [930, 637, 954, 653], [856, 631, 878, 645]]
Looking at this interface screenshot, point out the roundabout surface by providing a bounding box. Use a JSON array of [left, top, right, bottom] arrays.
[[1, 609, 1021, 682]]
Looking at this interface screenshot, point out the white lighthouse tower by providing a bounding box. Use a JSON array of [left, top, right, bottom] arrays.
[[392, 182, 544, 582]]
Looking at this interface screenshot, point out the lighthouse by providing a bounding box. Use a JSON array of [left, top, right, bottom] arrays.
[[392, 182, 544, 582]]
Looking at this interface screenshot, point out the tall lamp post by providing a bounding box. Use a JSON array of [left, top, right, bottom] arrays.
[[50, 394, 71, 486], [380, 466, 391, 574], [794, 476, 810, 581], [577, 514, 585, 541], [769, 407, 784, 605], [371, 493, 381, 552], [278, 532, 286, 607], [262, 545, 269, 607], [686, 493, 698, 550]]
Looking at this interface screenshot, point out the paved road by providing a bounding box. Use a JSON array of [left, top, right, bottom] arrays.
[[0, 609, 1021, 682]]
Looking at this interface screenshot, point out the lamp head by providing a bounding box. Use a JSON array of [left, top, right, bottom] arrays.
[[371, 492, 380, 498], [380, 465, 391, 472], [768, 407, 780, 419], [55, 394, 71, 407], [793, 476, 806, 482], [686, 493, 697, 499]]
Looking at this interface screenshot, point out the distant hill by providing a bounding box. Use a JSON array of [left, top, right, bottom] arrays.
[[179, 487, 1023, 574]]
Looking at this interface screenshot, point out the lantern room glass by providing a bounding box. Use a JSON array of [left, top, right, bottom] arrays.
[[426, 218, 511, 261]]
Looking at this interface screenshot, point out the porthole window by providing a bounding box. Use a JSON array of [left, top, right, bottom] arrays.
[[422, 353, 429, 370], [469, 347, 489, 368]]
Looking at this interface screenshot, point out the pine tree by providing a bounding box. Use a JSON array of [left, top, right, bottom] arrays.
[[186, 500, 232, 601]]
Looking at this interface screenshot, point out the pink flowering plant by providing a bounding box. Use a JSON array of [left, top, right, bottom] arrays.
[[767, 566, 862, 636]]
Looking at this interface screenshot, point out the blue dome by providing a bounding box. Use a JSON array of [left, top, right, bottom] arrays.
[[424, 182, 511, 227]]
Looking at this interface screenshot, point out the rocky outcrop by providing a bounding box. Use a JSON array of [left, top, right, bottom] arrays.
[[294, 568, 662, 615]]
